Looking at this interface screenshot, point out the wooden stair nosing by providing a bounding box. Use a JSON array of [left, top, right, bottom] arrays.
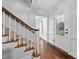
[[2, 34, 9, 37], [2, 41, 10, 44], [2, 39, 19, 44], [15, 44, 27, 48], [24, 47, 34, 52]]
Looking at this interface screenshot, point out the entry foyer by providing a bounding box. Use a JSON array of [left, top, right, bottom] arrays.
[[2, 0, 77, 59]]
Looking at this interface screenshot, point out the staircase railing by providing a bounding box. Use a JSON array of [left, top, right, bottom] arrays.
[[2, 7, 40, 58]]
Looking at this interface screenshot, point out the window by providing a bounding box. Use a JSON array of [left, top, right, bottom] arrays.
[[56, 14, 64, 36]]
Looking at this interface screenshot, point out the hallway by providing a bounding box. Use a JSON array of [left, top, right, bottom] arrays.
[[2, 0, 77, 59]]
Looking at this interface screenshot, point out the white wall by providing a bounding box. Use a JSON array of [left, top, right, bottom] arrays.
[[48, 0, 77, 58], [69, 0, 77, 57], [47, 17, 54, 44]]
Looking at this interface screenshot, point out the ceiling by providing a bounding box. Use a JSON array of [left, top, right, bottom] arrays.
[[2, 0, 65, 17]]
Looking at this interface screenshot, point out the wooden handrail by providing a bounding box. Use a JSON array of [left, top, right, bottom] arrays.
[[2, 7, 39, 33]]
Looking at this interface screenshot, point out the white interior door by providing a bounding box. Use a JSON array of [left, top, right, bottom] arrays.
[[54, 7, 70, 53], [39, 17, 47, 41]]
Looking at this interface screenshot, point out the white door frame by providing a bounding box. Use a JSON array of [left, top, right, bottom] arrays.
[[54, 7, 70, 53]]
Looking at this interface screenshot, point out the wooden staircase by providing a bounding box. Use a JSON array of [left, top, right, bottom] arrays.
[[2, 7, 40, 59]]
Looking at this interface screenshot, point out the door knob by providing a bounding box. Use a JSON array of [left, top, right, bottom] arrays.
[[65, 29, 68, 34], [65, 32, 68, 34]]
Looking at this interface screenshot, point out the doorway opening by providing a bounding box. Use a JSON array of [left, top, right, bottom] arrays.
[[35, 16, 48, 41]]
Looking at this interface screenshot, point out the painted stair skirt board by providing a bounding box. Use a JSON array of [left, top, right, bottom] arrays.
[[20, 54, 32, 59], [2, 46, 13, 59], [2, 44, 33, 59]]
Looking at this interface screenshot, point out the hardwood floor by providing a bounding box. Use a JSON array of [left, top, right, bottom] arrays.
[[39, 38, 75, 59]]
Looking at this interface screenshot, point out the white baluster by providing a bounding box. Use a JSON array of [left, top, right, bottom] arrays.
[[29, 30, 31, 49], [24, 25, 26, 45], [24, 27, 29, 51], [29, 30, 31, 48], [21, 24, 23, 45], [16, 21, 19, 39], [9, 15, 11, 42], [19, 22, 21, 46], [32, 32, 36, 56], [36, 31, 40, 54], [11, 18, 14, 41], [16, 21, 19, 47], [14, 19, 16, 41], [2, 11, 5, 35], [25, 28, 30, 51]]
